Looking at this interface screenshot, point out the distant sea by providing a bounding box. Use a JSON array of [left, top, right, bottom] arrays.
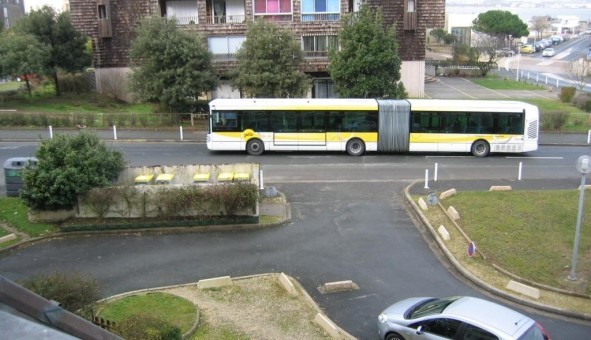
[[447, 5, 591, 23]]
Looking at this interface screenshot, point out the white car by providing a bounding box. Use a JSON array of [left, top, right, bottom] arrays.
[[377, 296, 551, 340], [542, 48, 555, 57]]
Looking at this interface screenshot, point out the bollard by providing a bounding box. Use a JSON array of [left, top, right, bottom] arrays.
[[587, 130, 590, 144], [518, 162, 523, 181], [179, 126, 184, 140], [556, 79, 559, 87], [113, 125, 117, 140], [434, 163, 438, 182], [259, 169, 264, 190], [48, 125, 53, 139], [424, 169, 429, 189]]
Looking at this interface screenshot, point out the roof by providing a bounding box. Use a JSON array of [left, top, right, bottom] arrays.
[[444, 296, 533, 337], [0, 275, 122, 340]]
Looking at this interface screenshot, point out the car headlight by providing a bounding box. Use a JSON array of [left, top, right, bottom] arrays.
[[378, 313, 388, 323]]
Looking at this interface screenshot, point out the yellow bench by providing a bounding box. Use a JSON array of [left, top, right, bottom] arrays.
[[233, 172, 250, 182], [217, 172, 234, 182], [193, 173, 211, 183], [155, 173, 174, 184], [134, 174, 154, 185]]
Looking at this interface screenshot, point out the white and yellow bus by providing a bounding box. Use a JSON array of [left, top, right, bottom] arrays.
[[206, 98, 539, 157]]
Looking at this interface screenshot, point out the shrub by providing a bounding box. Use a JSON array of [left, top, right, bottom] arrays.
[[113, 313, 182, 340], [540, 110, 568, 131], [559, 86, 576, 103], [20, 132, 126, 210], [20, 271, 102, 316], [58, 73, 91, 94]]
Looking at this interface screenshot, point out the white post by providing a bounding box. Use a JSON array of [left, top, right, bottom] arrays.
[[527, 72, 530, 80], [48, 125, 53, 139], [434, 163, 439, 182], [424, 169, 429, 189], [587, 130, 591, 144], [556, 79, 559, 87], [516, 53, 520, 82], [179, 126, 184, 140], [259, 169, 264, 190], [536, 74, 539, 83], [545, 76, 548, 85], [113, 125, 117, 140], [518, 162, 523, 181]]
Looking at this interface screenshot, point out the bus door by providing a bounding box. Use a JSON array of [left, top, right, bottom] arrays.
[[298, 111, 327, 151], [270, 111, 298, 150]]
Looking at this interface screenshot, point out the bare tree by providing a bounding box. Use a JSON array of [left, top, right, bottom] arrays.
[[470, 34, 505, 76], [531, 16, 551, 40], [565, 58, 590, 91]]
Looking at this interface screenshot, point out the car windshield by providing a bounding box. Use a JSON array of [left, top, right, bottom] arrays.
[[407, 297, 461, 319], [518, 323, 548, 340]]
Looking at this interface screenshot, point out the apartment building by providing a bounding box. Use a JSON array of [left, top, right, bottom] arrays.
[[70, 0, 445, 99], [1, 0, 25, 29]]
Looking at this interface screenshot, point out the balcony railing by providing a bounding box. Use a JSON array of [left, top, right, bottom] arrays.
[[301, 13, 340, 22], [205, 15, 246, 24], [303, 51, 329, 59], [253, 14, 293, 22], [168, 15, 198, 25], [212, 53, 238, 62]]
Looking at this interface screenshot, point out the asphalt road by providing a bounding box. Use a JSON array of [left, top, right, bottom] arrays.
[[1, 141, 591, 338]]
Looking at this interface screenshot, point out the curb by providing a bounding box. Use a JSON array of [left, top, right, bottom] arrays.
[[404, 180, 591, 322]]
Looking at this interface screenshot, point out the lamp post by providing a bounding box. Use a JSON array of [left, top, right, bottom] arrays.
[[568, 155, 591, 281]]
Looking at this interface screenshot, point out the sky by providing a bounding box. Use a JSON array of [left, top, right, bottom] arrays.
[[24, 0, 60, 13]]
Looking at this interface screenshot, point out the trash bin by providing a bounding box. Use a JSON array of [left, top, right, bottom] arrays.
[[3, 157, 37, 197]]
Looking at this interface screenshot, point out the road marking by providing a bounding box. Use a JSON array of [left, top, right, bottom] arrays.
[[537, 61, 554, 66], [506, 156, 564, 160]]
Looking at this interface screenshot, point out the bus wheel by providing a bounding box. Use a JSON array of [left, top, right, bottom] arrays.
[[346, 138, 365, 156], [471, 140, 490, 157], [246, 139, 264, 156]]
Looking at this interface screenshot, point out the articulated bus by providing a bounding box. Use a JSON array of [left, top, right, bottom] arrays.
[[206, 98, 539, 157]]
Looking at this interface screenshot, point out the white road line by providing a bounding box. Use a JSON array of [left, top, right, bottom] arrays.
[[506, 156, 564, 160]]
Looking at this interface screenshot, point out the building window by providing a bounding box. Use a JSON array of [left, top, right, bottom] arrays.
[[301, 0, 340, 21], [254, 0, 292, 21], [403, 0, 417, 30], [97, 0, 112, 38], [208, 36, 246, 60], [313, 79, 336, 98], [166, 0, 199, 25], [302, 35, 337, 57]]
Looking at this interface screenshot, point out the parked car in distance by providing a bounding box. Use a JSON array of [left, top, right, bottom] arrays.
[[534, 42, 546, 52], [494, 48, 515, 57], [550, 35, 563, 44], [520, 45, 535, 53], [542, 48, 556, 57], [377, 296, 551, 340]]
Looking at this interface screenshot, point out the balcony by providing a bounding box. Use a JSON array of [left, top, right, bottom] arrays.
[[253, 14, 293, 22], [169, 15, 198, 25], [303, 51, 329, 59], [205, 15, 246, 24], [301, 12, 340, 22]]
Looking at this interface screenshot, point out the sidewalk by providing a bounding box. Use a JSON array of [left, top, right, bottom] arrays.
[[0, 127, 587, 146]]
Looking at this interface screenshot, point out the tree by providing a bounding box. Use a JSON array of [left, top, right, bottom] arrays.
[[328, 5, 406, 99], [20, 271, 102, 317], [14, 6, 91, 96], [21, 132, 126, 210], [565, 58, 590, 91], [469, 35, 504, 76], [0, 32, 51, 96], [232, 19, 309, 98], [430, 28, 455, 45], [472, 10, 529, 42], [129, 16, 218, 112], [531, 16, 551, 40]]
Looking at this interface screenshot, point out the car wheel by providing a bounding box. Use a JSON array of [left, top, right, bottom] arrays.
[[385, 332, 405, 340], [246, 138, 264, 156], [471, 140, 490, 157], [346, 138, 365, 156]]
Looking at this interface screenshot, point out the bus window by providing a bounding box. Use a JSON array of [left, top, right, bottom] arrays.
[[328, 111, 344, 131], [270, 111, 297, 132], [412, 112, 441, 133], [242, 111, 269, 131], [299, 111, 326, 132], [342, 111, 377, 132], [212, 111, 239, 132]]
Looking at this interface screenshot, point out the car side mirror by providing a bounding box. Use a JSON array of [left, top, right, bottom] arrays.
[[416, 325, 424, 335]]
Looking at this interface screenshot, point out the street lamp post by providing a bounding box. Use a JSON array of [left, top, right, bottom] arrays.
[[568, 155, 591, 281]]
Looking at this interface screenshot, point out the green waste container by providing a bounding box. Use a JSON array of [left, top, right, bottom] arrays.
[[3, 157, 37, 197]]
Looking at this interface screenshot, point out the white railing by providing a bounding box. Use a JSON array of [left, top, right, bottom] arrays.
[[301, 12, 340, 22]]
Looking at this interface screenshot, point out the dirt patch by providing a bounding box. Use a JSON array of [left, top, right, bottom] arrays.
[[163, 274, 333, 339]]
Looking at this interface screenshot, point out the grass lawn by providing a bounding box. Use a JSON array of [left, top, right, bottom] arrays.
[[98, 292, 197, 333], [471, 77, 542, 90], [437, 190, 591, 295], [0, 81, 22, 92], [0, 197, 57, 238]]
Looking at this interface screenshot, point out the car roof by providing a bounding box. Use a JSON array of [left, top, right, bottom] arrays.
[[444, 297, 533, 337]]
